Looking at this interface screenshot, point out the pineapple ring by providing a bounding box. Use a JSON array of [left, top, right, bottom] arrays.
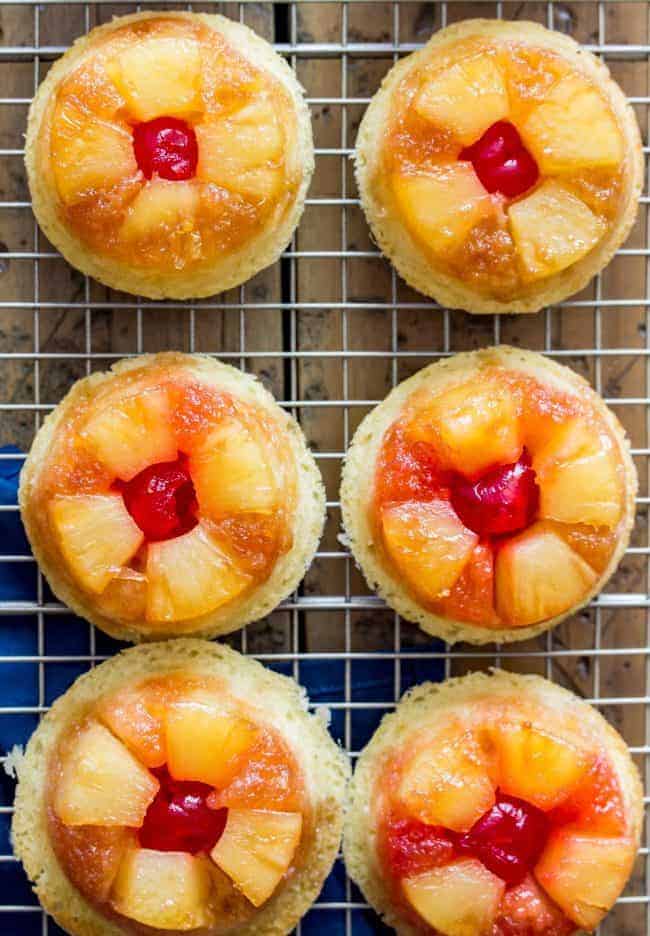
[[344, 670, 643, 935], [20, 352, 325, 643], [341, 347, 636, 645], [356, 18, 643, 314], [13, 640, 350, 936], [25, 11, 313, 299]]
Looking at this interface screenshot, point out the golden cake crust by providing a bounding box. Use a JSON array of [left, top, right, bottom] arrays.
[[340, 346, 637, 645], [355, 19, 643, 315], [25, 11, 314, 299], [12, 639, 350, 936], [19, 352, 325, 642], [343, 669, 644, 936]]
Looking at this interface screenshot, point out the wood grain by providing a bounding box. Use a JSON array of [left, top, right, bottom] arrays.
[[0, 2, 646, 929]]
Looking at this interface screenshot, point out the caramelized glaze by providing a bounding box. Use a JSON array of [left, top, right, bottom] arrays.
[[375, 38, 626, 300], [46, 17, 299, 273]]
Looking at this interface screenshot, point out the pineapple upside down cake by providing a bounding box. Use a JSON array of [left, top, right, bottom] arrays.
[[341, 346, 636, 644], [12, 640, 350, 936], [25, 11, 313, 299], [355, 19, 643, 314], [19, 353, 325, 642], [344, 670, 643, 936]]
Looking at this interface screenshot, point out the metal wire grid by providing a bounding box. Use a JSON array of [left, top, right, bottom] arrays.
[[0, 0, 647, 933]]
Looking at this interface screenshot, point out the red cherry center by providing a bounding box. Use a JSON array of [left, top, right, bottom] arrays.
[[456, 792, 549, 885], [459, 121, 539, 199], [450, 449, 539, 538], [116, 454, 198, 542], [133, 116, 199, 182], [139, 766, 228, 855]]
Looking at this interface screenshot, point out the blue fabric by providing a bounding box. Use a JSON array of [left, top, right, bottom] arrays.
[[0, 447, 35, 601], [0, 445, 445, 932]]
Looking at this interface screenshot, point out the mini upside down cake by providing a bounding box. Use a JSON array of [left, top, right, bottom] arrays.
[[341, 346, 636, 644], [19, 352, 325, 642], [26, 11, 313, 298], [355, 19, 643, 314], [12, 640, 349, 936], [344, 670, 642, 935]]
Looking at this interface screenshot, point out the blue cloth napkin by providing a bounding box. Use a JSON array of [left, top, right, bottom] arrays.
[[0, 446, 33, 600]]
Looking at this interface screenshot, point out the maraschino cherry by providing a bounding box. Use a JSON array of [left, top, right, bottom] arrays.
[[456, 792, 549, 885], [459, 121, 539, 199], [133, 116, 199, 181], [450, 449, 539, 538], [117, 453, 198, 542], [139, 765, 228, 854]]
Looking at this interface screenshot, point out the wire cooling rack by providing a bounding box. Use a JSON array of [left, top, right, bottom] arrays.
[[0, 0, 648, 933]]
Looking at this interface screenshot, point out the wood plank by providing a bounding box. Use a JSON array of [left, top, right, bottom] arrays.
[[0, 3, 646, 930], [295, 4, 346, 656]]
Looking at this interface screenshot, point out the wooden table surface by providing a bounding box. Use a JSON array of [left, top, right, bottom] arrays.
[[0, 2, 647, 932]]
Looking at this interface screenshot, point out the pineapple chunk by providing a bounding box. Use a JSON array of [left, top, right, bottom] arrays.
[[391, 165, 493, 257], [146, 521, 251, 623], [521, 75, 623, 173], [509, 180, 606, 281], [496, 722, 591, 810], [190, 418, 277, 518], [197, 101, 283, 169], [380, 500, 478, 603], [50, 494, 144, 594], [210, 809, 302, 907], [111, 848, 212, 930], [535, 832, 635, 930], [497, 875, 575, 935], [106, 37, 202, 121], [399, 732, 495, 833], [504, 50, 571, 123], [413, 55, 509, 145], [54, 721, 159, 827], [196, 102, 283, 203], [212, 729, 303, 812], [166, 693, 257, 787], [81, 386, 177, 482], [407, 380, 522, 476], [403, 858, 505, 936], [52, 100, 136, 204], [216, 168, 283, 203], [201, 50, 264, 116], [495, 523, 597, 627], [97, 683, 167, 768], [120, 180, 199, 243], [533, 418, 622, 528], [555, 521, 617, 575]]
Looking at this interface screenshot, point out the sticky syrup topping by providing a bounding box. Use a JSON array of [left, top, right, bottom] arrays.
[[383, 794, 549, 887], [459, 121, 539, 199], [116, 453, 198, 541], [384, 816, 455, 878], [132, 116, 199, 181], [139, 765, 228, 854], [373, 371, 623, 628], [456, 792, 549, 885], [449, 449, 540, 538]]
